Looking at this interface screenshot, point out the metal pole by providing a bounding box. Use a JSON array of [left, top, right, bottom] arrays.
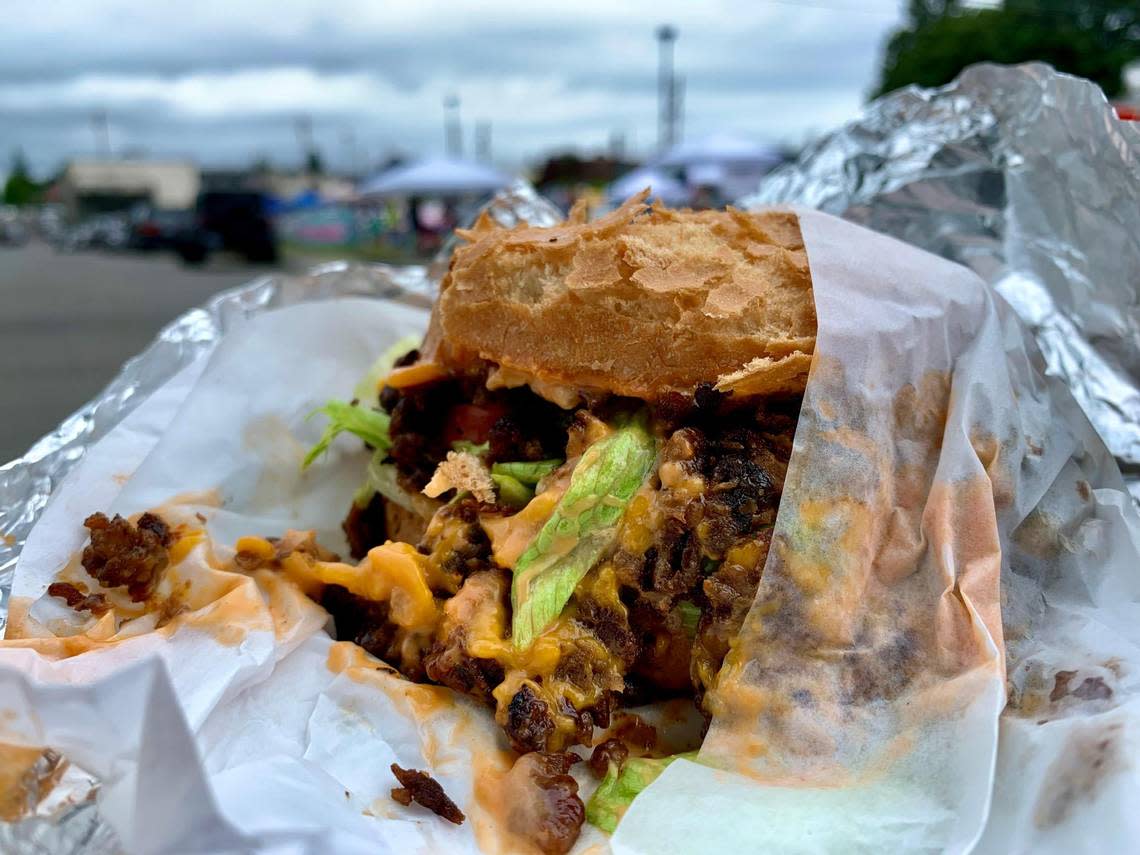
[[475, 120, 491, 162], [444, 95, 462, 158], [91, 109, 111, 159], [656, 25, 678, 151]]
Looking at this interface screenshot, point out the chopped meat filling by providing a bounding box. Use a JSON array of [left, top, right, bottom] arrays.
[[381, 373, 572, 493], [46, 581, 109, 616], [342, 494, 387, 560], [588, 738, 629, 778], [326, 385, 795, 759], [389, 763, 465, 825], [81, 512, 172, 601]]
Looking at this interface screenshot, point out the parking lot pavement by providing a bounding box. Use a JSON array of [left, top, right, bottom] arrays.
[[0, 241, 271, 463]]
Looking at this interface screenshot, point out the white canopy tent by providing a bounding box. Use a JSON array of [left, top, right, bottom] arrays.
[[656, 133, 783, 170], [654, 133, 783, 202], [357, 157, 511, 198], [607, 167, 689, 207]]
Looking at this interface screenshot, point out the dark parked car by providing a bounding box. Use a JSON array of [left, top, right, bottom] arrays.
[[173, 191, 278, 265], [128, 208, 192, 251]]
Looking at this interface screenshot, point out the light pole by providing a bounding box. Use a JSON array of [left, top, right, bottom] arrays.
[[444, 94, 462, 158], [656, 25, 679, 151], [91, 109, 111, 159]]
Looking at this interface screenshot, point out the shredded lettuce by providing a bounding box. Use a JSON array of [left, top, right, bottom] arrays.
[[452, 439, 490, 456], [348, 450, 417, 512], [487, 459, 563, 507], [676, 600, 701, 638], [352, 334, 422, 405], [491, 473, 533, 508], [511, 415, 656, 649], [303, 400, 391, 469], [586, 753, 698, 833], [491, 459, 561, 485]]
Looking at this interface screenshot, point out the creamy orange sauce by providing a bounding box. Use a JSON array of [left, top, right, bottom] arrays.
[[325, 640, 469, 770], [471, 749, 547, 855]]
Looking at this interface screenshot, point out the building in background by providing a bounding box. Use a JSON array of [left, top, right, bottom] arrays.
[[56, 159, 200, 218]]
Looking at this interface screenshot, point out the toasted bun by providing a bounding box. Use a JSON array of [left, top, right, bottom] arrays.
[[429, 192, 816, 403]]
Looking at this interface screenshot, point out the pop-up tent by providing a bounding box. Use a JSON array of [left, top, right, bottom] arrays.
[[655, 133, 783, 202], [608, 166, 689, 206], [357, 157, 511, 198]]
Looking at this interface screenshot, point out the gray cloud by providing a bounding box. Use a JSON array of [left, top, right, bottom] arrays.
[[0, 1, 902, 177]]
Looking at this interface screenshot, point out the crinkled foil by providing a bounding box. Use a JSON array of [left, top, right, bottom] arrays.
[[743, 62, 1140, 495], [1, 76, 1135, 846]]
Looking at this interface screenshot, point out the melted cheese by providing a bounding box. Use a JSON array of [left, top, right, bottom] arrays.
[[384, 361, 447, 389], [292, 542, 446, 630], [167, 530, 205, 565], [234, 535, 276, 561]]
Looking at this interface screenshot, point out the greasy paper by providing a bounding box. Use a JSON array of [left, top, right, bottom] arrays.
[[3, 210, 1140, 855]]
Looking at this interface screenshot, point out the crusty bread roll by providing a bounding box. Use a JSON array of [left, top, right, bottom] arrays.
[[429, 192, 816, 403]]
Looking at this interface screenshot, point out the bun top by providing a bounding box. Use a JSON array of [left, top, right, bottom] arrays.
[[428, 193, 816, 405]]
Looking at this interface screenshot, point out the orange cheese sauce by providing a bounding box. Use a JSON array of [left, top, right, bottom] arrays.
[[471, 749, 545, 855]]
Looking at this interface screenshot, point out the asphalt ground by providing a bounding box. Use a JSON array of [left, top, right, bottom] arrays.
[[0, 241, 273, 463]]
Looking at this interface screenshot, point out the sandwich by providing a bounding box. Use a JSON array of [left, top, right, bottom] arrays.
[[65, 195, 817, 853], [312, 196, 812, 843]]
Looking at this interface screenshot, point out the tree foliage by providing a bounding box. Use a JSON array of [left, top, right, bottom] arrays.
[[3, 149, 40, 206], [876, 0, 1140, 99]]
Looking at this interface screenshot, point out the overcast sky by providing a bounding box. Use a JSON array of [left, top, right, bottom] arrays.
[[0, 0, 903, 178]]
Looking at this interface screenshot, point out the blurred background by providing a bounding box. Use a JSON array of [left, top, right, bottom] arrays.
[[1, 0, 1138, 462]]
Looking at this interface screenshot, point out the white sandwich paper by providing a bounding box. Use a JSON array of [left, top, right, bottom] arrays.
[[3, 212, 1139, 854]]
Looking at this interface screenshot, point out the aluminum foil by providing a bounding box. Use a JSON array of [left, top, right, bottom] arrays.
[[743, 62, 1140, 495], [0, 71, 1136, 847]]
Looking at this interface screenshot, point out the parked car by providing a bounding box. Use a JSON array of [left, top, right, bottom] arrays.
[[128, 207, 192, 251], [58, 214, 130, 252], [173, 191, 278, 265], [0, 206, 29, 246]]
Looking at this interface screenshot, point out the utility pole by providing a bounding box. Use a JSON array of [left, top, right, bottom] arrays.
[[340, 127, 359, 177], [608, 130, 627, 161], [295, 114, 315, 171], [474, 120, 492, 163], [444, 94, 462, 158], [656, 25, 679, 151], [91, 109, 111, 159]]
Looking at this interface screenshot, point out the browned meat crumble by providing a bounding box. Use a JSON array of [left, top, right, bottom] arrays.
[[80, 512, 172, 601], [46, 581, 110, 616], [389, 763, 465, 825]]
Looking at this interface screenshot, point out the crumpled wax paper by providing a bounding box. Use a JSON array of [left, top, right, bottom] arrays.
[[613, 212, 1140, 854], [3, 200, 1139, 854]]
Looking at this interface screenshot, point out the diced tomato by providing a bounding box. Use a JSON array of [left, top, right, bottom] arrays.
[[443, 403, 507, 445]]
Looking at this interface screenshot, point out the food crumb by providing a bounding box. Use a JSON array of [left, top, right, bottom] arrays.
[[390, 763, 465, 825], [46, 582, 110, 616]]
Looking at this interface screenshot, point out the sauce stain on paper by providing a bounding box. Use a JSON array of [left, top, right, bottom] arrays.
[[1034, 721, 1127, 829]]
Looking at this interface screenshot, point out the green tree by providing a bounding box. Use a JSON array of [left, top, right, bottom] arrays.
[[875, 1, 1140, 99], [2, 149, 39, 206]]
